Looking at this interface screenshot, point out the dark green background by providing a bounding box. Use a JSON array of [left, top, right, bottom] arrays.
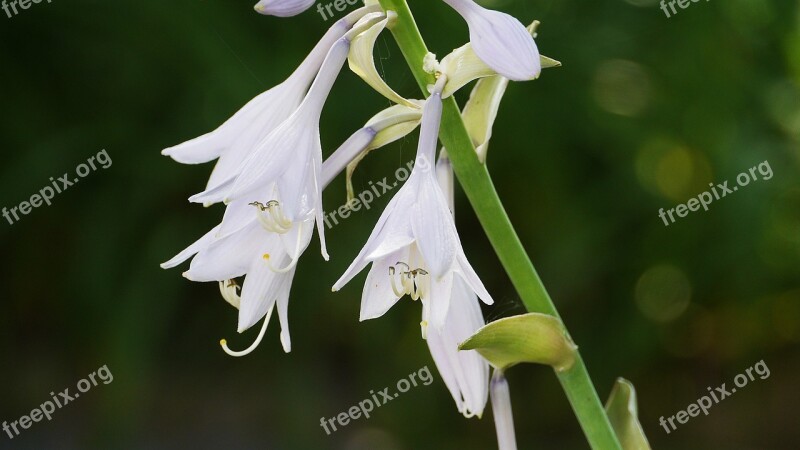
[[1, 0, 798, 448]]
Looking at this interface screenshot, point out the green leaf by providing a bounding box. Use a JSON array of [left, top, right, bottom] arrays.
[[459, 313, 578, 372], [605, 378, 652, 450]]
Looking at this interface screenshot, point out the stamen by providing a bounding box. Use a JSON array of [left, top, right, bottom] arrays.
[[387, 262, 429, 300], [219, 304, 274, 357], [389, 266, 405, 297], [250, 201, 292, 234], [218, 280, 241, 309], [420, 320, 428, 340]]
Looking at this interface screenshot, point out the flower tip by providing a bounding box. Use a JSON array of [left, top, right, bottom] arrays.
[[252, 0, 315, 17]]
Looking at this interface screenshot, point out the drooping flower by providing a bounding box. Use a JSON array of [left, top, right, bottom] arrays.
[[189, 12, 387, 264], [254, 0, 315, 18], [424, 153, 490, 418], [161, 200, 306, 353], [440, 0, 540, 81], [161, 6, 379, 199], [332, 78, 494, 335], [160, 95, 393, 355], [161, 11, 389, 356]]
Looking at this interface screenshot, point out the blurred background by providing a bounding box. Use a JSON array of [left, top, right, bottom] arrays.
[[0, 0, 798, 448]]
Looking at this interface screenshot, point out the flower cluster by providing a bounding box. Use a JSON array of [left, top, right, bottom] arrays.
[[162, 0, 551, 419]]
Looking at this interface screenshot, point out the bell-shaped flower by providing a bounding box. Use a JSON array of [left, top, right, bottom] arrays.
[[161, 6, 379, 200], [160, 106, 387, 355], [189, 12, 387, 263], [254, 0, 315, 17], [161, 201, 307, 354], [424, 153, 490, 418], [440, 0, 540, 81], [332, 79, 494, 334]]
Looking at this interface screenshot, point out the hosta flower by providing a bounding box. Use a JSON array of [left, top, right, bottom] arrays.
[[440, 0, 540, 81], [161, 6, 378, 199], [190, 12, 387, 262], [332, 80, 494, 335], [161, 200, 305, 354], [160, 103, 387, 355], [425, 154, 490, 418], [254, 0, 315, 17]]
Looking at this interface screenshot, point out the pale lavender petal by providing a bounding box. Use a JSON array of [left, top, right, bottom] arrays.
[[442, 0, 540, 81], [254, 0, 316, 17]]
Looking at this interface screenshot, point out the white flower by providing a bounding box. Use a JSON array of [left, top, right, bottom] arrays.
[[254, 0, 316, 17], [440, 0, 540, 81], [161, 7, 378, 200], [161, 200, 308, 352], [425, 154, 490, 418], [185, 38, 350, 263], [190, 12, 387, 262], [332, 81, 494, 334], [160, 101, 386, 355]]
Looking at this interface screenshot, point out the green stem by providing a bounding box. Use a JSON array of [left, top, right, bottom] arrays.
[[377, 1, 622, 449]]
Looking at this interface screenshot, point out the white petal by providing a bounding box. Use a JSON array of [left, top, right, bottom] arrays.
[[238, 250, 293, 332], [411, 176, 458, 278], [426, 277, 489, 417], [275, 140, 318, 222], [435, 154, 455, 213], [279, 218, 314, 261], [160, 226, 220, 269], [360, 249, 408, 321], [455, 252, 494, 306], [427, 271, 454, 331], [332, 186, 408, 291], [161, 90, 273, 165], [183, 223, 265, 282], [254, 0, 316, 17], [188, 174, 236, 205], [275, 265, 297, 353], [204, 89, 305, 190], [311, 155, 330, 260], [218, 198, 261, 239], [442, 0, 541, 81], [226, 114, 309, 203]]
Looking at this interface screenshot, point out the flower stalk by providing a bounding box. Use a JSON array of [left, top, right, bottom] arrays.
[[376, 0, 622, 448]]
